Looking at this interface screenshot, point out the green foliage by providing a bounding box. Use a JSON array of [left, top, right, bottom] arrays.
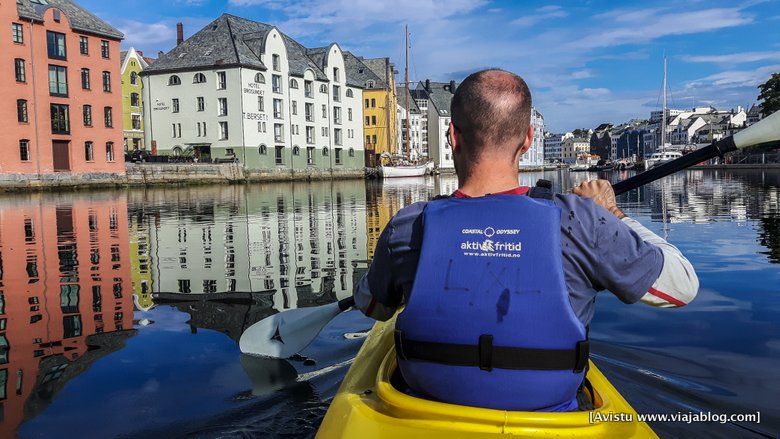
[[758, 73, 780, 118]]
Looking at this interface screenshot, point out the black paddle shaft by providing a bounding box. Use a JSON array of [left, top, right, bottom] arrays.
[[611, 137, 738, 196]]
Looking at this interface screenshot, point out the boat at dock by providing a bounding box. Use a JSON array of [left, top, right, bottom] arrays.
[[570, 154, 600, 172], [379, 161, 433, 178], [644, 149, 683, 169]]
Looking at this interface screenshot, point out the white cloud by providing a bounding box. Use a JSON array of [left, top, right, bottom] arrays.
[[687, 64, 780, 89], [511, 5, 567, 27], [682, 51, 780, 64], [117, 20, 173, 48]]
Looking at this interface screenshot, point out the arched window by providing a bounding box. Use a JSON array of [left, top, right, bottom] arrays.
[[322, 147, 329, 156], [292, 146, 300, 156], [193, 73, 206, 83], [290, 78, 299, 89], [259, 144, 267, 155], [366, 80, 374, 88], [172, 146, 183, 156], [255, 72, 265, 84], [168, 75, 181, 86], [130, 71, 138, 85], [319, 84, 327, 93], [348, 147, 355, 157], [346, 89, 353, 98]]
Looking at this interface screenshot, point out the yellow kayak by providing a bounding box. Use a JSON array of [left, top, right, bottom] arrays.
[[317, 316, 657, 438]]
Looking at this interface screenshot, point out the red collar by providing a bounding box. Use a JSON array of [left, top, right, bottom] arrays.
[[453, 186, 530, 198]]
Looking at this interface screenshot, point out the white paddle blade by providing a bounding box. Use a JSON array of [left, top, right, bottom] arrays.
[[239, 302, 342, 358], [734, 110, 780, 149]]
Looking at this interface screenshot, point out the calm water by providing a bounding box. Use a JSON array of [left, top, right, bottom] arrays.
[[0, 170, 777, 438]]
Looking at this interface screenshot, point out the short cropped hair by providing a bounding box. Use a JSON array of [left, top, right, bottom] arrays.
[[450, 69, 532, 165]]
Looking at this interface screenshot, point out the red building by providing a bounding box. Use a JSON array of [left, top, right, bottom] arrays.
[[1, 0, 125, 178], [0, 193, 134, 437]]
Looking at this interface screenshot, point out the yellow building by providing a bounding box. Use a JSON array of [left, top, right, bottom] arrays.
[[353, 56, 398, 167], [120, 48, 153, 152]]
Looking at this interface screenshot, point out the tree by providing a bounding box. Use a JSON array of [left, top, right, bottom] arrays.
[[758, 73, 780, 118]]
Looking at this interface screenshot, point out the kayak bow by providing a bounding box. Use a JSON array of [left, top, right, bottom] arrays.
[[317, 315, 657, 438]]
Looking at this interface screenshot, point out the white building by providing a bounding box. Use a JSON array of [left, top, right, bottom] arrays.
[[142, 15, 365, 176], [396, 86, 423, 160], [416, 80, 457, 170], [520, 107, 544, 167], [561, 137, 590, 164]]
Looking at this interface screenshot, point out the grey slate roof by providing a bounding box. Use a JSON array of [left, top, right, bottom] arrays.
[[144, 14, 327, 80], [343, 51, 383, 89], [360, 57, 393, 86], [17, 0, 123, 39], [420, 81, 457, 116], [120, 50, 128, 66], [396, 86, 420, 113]]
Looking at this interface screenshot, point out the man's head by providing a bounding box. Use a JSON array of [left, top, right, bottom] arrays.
[[449, 69, 533, 178]]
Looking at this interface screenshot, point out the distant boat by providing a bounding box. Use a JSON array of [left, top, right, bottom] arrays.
[[570, 154, 599, 172], [644, 150, 683, 169], [379, 162, 431, 178]]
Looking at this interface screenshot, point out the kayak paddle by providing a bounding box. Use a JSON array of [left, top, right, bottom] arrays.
[[240, 296, 355, 358], [612, 110, 780, 195]]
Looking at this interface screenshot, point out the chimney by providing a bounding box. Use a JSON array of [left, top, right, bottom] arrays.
[[158, 50, 164, 58], [176, 22, 184, 46], [449, 80, 456, 94], [424, 79, 430, 91]]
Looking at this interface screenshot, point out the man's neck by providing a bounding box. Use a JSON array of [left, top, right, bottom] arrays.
[[457, 169, 520, 198]]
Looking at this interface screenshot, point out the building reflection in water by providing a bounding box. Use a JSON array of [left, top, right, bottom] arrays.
[[0, 192, 134, 437]]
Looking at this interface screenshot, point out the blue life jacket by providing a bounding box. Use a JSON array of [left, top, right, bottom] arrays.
[[395, 183, 589, 412]]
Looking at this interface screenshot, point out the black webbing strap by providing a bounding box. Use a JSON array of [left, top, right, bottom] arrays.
[[396, 330, 589, 373], [528, 179, 554, 200]]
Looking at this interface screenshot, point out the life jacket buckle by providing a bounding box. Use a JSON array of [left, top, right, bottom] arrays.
[[478, 334, 494, 371], [573, 340, 590, 373]]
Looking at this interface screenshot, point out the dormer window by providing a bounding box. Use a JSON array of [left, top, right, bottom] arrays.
[[193, 73, 206, 83], [319, 84, 327, 93], [366, 80, 374, 88], [290, 78, 299, 89], [168, 75, 181, 86]]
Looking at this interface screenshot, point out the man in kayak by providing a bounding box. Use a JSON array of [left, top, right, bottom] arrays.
[[354, 69, 699, 412]]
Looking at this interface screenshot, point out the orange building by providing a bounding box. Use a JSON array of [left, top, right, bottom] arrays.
[[1, 0, 125, 177], [0, 193, 133, 437]]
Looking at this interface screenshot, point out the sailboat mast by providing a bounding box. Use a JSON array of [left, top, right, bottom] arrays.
[[404, 25, 411, 160], [661, 55, 667, 148]]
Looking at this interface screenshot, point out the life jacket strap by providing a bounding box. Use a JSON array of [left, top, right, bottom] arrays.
[[395, 330, 589, 373]]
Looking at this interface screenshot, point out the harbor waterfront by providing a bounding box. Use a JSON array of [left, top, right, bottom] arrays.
[[0, 170, 775, 438]]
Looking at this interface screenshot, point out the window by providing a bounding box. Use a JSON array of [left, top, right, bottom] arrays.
[[130, 92, 140, 107], [104, 107, 113, 128], [102, 71, 111, 92], [322, 104, 327, 119], [172, 123, 178, 138], [272, 54, 280, 71], [51, 104, 70, 134], [335, 147, 342, 165], [333, 85, 341, 102], [367, 80, 375, 88], [371, 98, 376, 107], [48, 65, 68, 96], [172, 98, 179, 113], [349, 147, 355, 157], [306, 126, 315, 144], [19, 140, 30, 161], [333, 67, 340, 82], [292, 145, 300, 156], [132, 114, 141, 130], [291, 100, 298, 115], [346, 89, 353, 98], [257, 121, 266, 133], [218, 97, 228, 116], [274, 123, 284, 142], [15, 58, 25, 82], [193, 73, 206, 83], [334, 107, 342, 125], [255, 72, 265, 84], [297, 104, 310, 124], [365, 99, 369, 108], [304, 80, 312, 97], [17, 99, 28, 123], [290, 78, 299, 89], [273, 99, 283, 119], [320, 84, 327, 93], [275, 145, 284, 164], [83, 105, 92, 126], [81, 68, 90, 89], [106, 142, 115, 161], [306, 146, 315, 164], [85, 141, 94, 161], [101, 40, 110, 58], [258, 96, 264, 112], [130, 71, 138, 85], [217, 71, 226, 89], [12, 23, 23, 44], [219, 121, 228, 140], [365, 116, 370, 125], [168, 75, 181, 86], [259, 144, 267, 155], [47, 31, 66, 59], [334, 128, 343, 145], [323, 147, 329, 156], [197, 96, 204, 112], [79, 36, 88, 55], [272, 74, 282, 93], [372, 134, 377, 144], [348, 108, 353, 121], [371, 115, 377, 125]]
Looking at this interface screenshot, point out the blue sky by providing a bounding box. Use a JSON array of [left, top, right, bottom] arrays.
[[84, 0, 779, 131]]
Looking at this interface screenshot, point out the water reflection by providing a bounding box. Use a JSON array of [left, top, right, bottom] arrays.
[[0, 192, 134, 438], [0, 171, 776, 437]]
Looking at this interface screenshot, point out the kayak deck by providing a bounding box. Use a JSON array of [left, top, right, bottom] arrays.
[[317, 316, 657, 438]]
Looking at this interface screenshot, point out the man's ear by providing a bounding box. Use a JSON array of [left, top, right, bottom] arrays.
[[449, 121, 459, 153], [519, 124, 534, 155]]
